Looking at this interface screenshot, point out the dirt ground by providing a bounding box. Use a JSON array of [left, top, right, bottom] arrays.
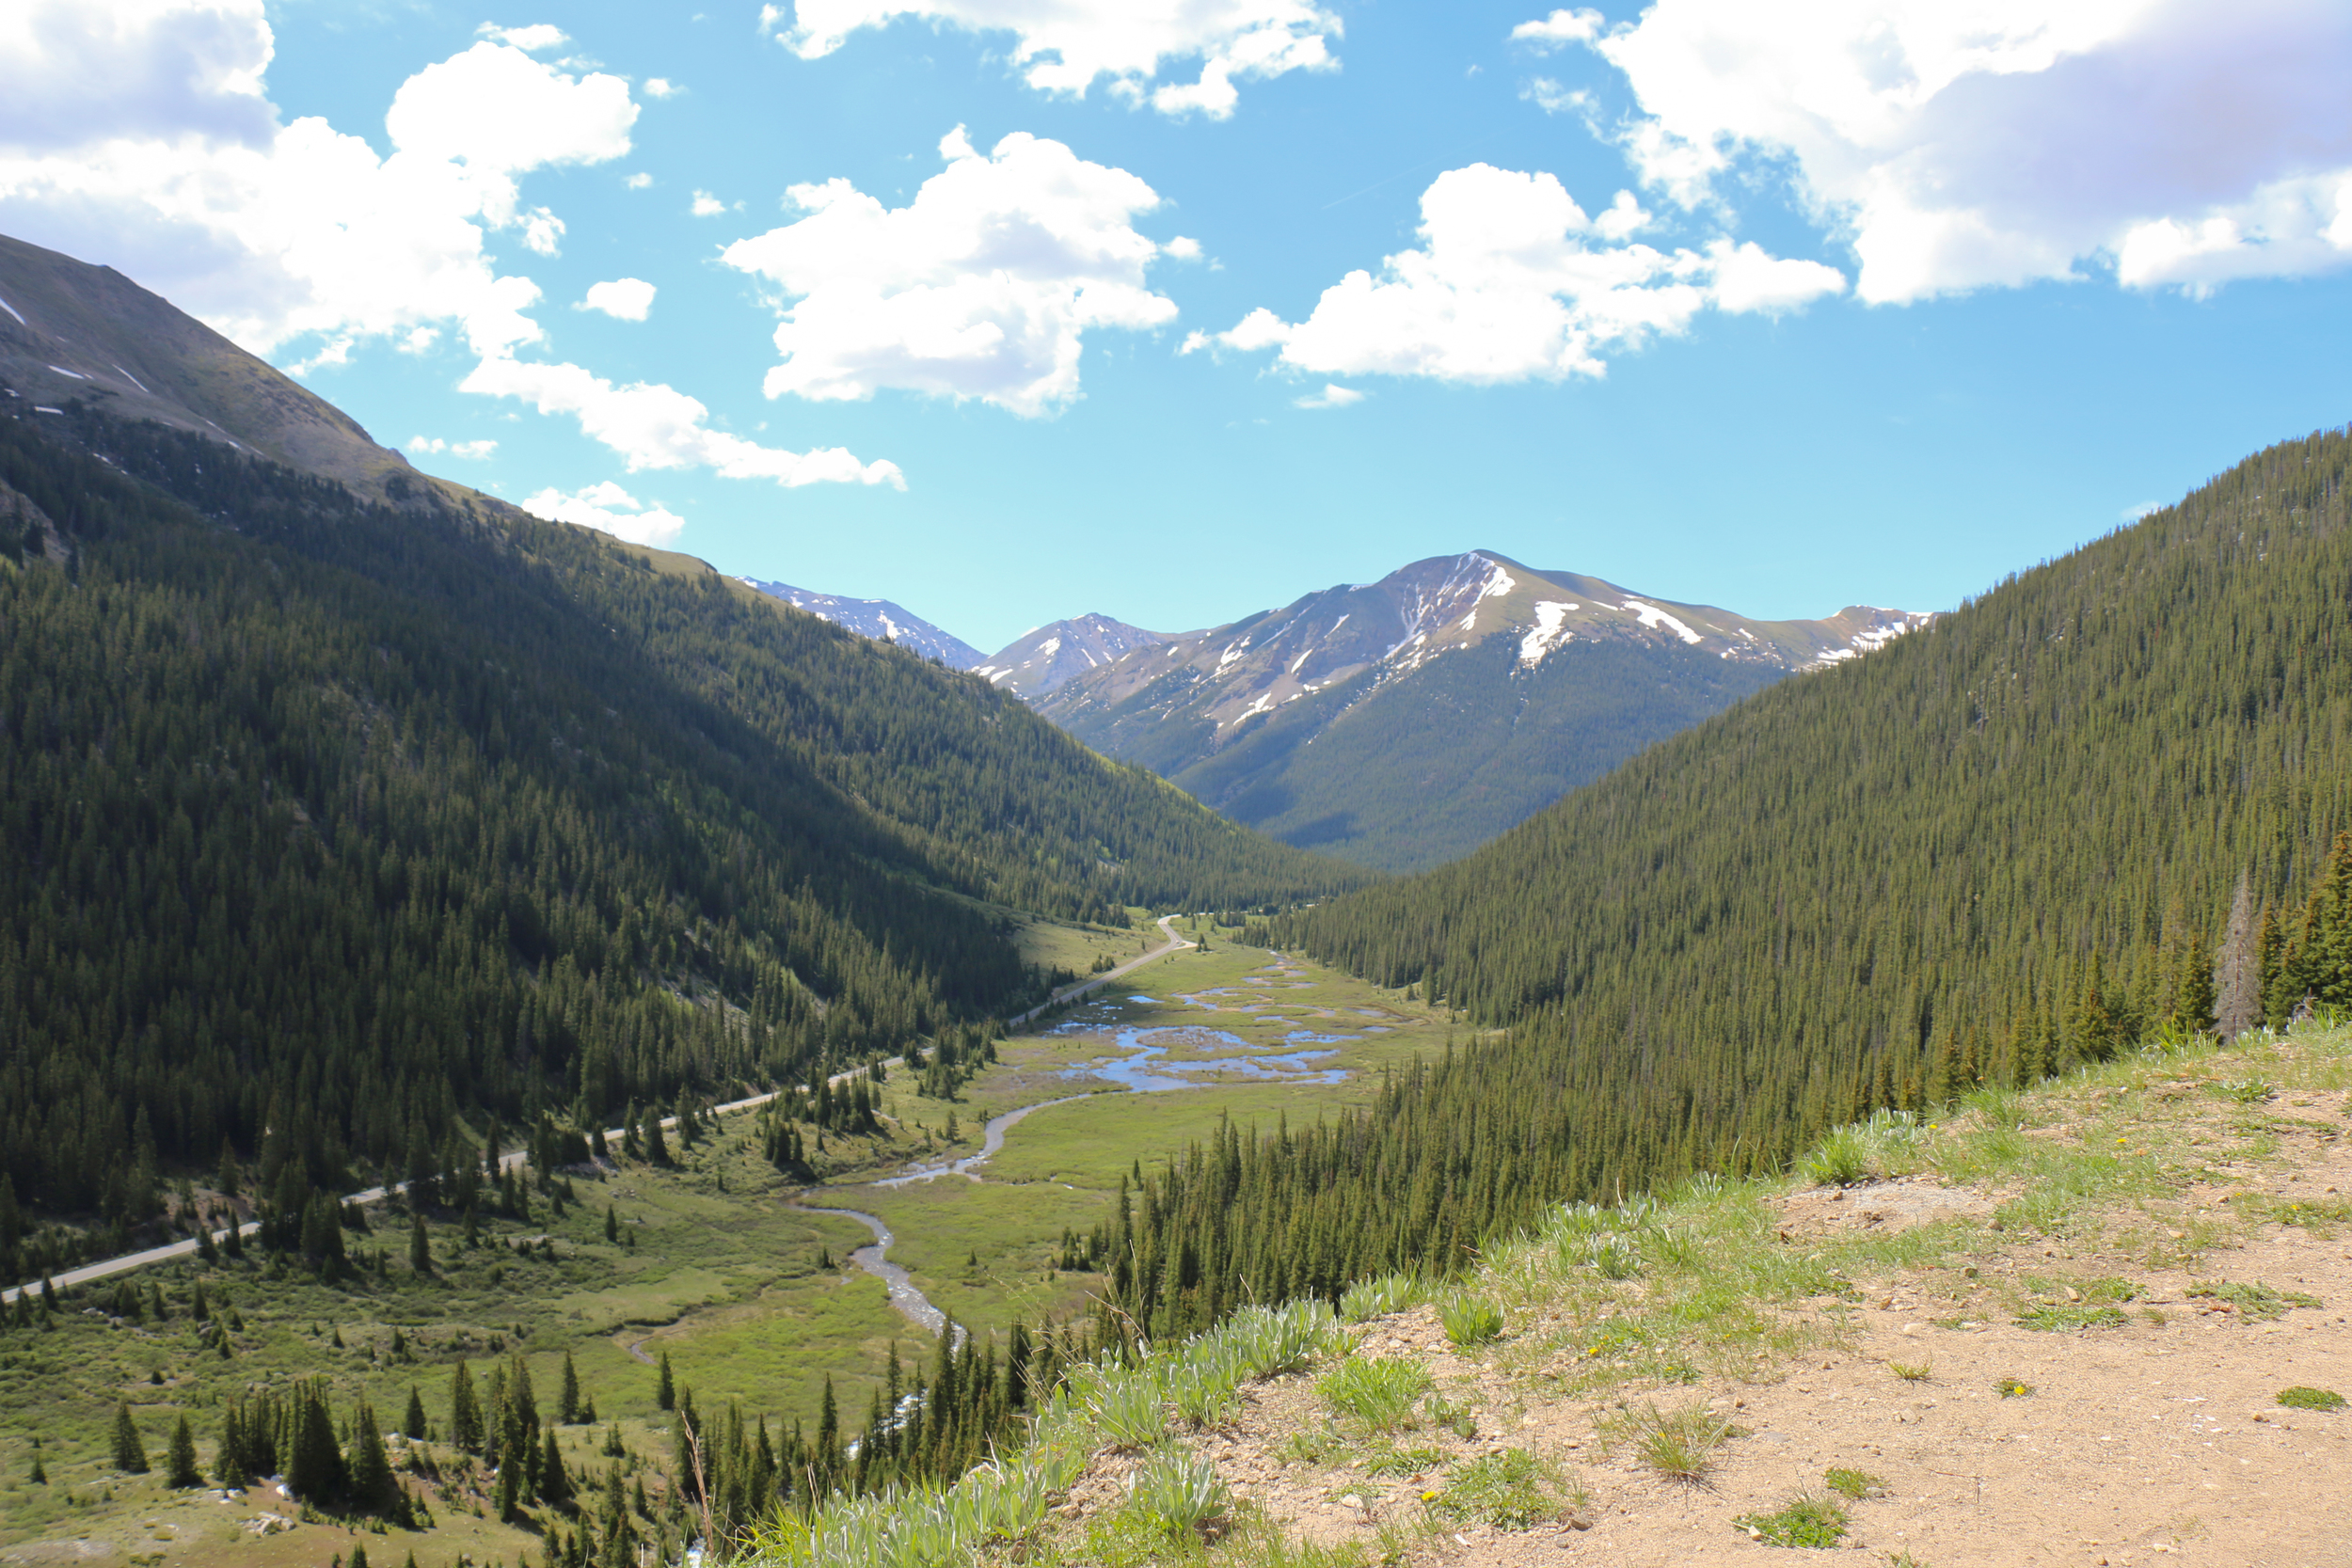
[[1170, 1101, 2352, 1568]]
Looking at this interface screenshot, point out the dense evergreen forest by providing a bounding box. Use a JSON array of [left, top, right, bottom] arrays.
[[0, 402, 1363, 1258], [1089, 426, 2352, 1341]]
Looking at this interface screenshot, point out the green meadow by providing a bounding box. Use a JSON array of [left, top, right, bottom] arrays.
[[0, 924, 1452, 1567]]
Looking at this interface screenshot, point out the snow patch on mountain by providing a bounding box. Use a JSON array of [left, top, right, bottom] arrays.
[[1518, 601, 1582, 666], [1621, 599, 1703, 645]]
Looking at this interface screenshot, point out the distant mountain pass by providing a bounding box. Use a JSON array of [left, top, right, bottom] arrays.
[[1036, 551, 1929, 873], [977, 613, 1176, 698], [739, 578, 986, 669]]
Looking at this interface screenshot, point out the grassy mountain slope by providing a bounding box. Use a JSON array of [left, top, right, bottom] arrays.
[[0, 393, 1365, 1259]]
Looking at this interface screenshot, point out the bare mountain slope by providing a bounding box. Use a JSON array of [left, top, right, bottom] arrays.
[[977, 612, 1177, 698], [0, 232, 416, 499], [1037, 550, 1928, 872], [738, 578, 985, 668]]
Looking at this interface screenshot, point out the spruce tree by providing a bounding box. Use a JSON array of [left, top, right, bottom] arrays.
[[167, 1415, 201, 1487], [285, 1384, 343, 1502], [539, 1429, 571, 1507], [408, 1214, 431, 1276], [559, 1351, 582, 1425], [450, 1361, 484, 1454], [403, 1386, 427, 1441], [111, 1404, 150, 1473], [656, 1351, 675, 1412], [344, 1398, 405, 1521]]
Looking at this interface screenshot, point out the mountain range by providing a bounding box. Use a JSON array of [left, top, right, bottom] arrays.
[[725, 551, 1929, 874], [1035, 551, 1931, 871]]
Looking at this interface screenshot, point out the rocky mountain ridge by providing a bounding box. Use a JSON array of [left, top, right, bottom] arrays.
[[1030, 551, 1930, 871], [976, 612, 1178, 698], [736, 578, 987, 669]]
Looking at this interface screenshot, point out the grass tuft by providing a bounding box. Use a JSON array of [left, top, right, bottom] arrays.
[[1994, 1377, 2034, 1399], [1823, 1465, 1882, 1500], [1424, 1448, 1582, 1530], [1316, 1357, 1433, 1436], [1437, 1295, 1504, 1347], [2187, 1280, 2322, 1321], [1598, 1400, 1737, 1484], [1887, 1360, 1931, 1382], [2276, 1386, 2345, 1412], [1736, 1491, 1850, 1547]]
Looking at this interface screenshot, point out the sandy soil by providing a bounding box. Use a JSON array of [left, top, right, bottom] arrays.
[[1159, 1097, 2352, 1568]]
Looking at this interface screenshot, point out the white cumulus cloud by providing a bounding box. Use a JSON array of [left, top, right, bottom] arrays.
[[1509, 8, 1601, 51], [0, 0, 279, 153], [0, 13, 638, 358], [580, 277, 656, 320], [463, 353, 907, 488], [523, 481, 686, 547], [1186, 163, 1842, 384], [406, 435, 499, 458], [1293, 383, 1363, 409], [721, 125, 1181, 417], [643, 76, 680, 98], [474, 23, 568, 52], [765, 0, 1340, 119], [691, 189, 732, 216], [1561, 0, 2352, 300]]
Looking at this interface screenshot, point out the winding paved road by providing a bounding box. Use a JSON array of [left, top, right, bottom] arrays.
[[0, 1058, 894, 1306], [2, 915, 1197, 1307], [1009, 913, 1194, 1026]]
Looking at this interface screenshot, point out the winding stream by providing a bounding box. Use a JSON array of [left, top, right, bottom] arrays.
[[802, 1023, 1354, 1338]]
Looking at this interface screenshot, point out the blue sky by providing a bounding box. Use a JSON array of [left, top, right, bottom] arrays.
[[4, 2, 2350, 652]]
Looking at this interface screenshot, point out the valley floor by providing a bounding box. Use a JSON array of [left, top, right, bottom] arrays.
[[0, 921, 1452, 1568]]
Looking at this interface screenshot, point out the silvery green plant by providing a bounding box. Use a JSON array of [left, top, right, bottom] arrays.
[[1123, 1449, 1232, 1539], [1341, 1273, 1422, 1323]]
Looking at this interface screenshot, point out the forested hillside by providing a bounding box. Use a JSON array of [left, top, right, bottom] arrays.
[[1093, 425, 2352, 1339], [0, 401, 1363, 1259]]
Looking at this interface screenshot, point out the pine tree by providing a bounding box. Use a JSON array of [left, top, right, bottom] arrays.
[[559, 1351, 582, 1425], [112, 1404, 150, 1473], [408, 1213, 431, 1276], [344, 1398, 406, 1521], [285, 1384, 343, 1502], [539, 1429, 572, 1507], [450, 1361, 484, 1454], [167, 1415, 201, 1487], [28, 1436, 46, 1484], [403, 1386, 428, 1441], [656, 1351, 675, 1412]]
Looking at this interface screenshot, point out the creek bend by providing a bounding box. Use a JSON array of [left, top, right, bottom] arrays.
[[793, 1023, 1350, 1339]]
